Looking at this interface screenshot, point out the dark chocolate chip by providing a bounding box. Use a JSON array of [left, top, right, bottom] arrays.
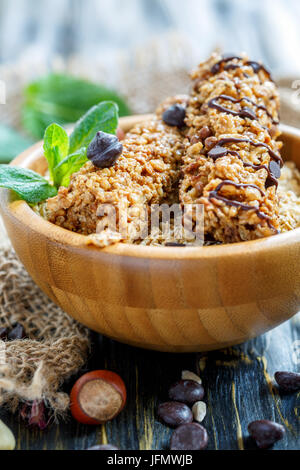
[[274, 371, 300, 392], [208, 146, 228, 160], [248, 420, 285, 449], [158, 401, 193, 427], [170, 423, 208, 450], [8, 323, 26, 340], [87, 131, 123, 169], [162, 104, 186, 128], [87, 444, 119, 450], [168, 380, 204, 404], [269, 160, 281, 179]]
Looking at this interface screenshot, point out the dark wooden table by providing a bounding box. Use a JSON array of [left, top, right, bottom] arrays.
[[1, 315, 299, 450]]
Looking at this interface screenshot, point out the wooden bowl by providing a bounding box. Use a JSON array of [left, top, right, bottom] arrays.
[[0, 117, 299, 352]]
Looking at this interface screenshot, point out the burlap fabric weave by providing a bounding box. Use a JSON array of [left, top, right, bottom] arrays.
[[0, 218, 90, 417], [0, 33, 299, 417]]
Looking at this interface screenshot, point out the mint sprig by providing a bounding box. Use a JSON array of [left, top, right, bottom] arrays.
[[43, 123, 69, 186], [0, 101, 120, 204], [44, 101, 118, 187], [0, 165, 57, 204]]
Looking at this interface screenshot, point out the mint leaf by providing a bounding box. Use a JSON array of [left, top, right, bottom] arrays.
[[54, 147, 88, 187], [43, 123, 69, 186], [69, 101, 119, 154], [0, 165, 57, 204], [0, 125, 33, 163], [22, 74, 130, 139]]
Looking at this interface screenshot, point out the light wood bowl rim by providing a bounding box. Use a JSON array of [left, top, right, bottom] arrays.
[[1, 117, 300, 260]]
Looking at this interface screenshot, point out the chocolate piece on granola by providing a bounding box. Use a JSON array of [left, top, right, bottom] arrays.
[[162, 104, 186, 128]]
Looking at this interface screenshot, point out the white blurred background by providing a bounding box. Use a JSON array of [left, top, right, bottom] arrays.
[[1, 0, 300, 75], [1, 0, 300, 140]]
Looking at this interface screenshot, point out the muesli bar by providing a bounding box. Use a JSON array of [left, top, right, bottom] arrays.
[[46, 96, 187, 246], [180, 53, 282, 242]]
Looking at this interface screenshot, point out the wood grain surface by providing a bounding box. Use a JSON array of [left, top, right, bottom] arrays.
[[0, 316, 299, 450]]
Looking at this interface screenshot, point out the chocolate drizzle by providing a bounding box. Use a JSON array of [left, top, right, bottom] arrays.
[[215, 137, 283, 167], [244, 162, 279, 188], [245, 61, 273, 81], [207, 145, 280, 188], [210, 54, 274, 82], [207, 94, 279, 124], [209, 180, 277, 231], [213, 180, 265, 197], [198, 55, 280, 235], [210, 54, 242, 74], [208, 146, 240, 160]]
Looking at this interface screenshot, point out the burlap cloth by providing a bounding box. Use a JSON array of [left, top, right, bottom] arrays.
[[0, 222, 90, 419], [0, 33, 299, 419]]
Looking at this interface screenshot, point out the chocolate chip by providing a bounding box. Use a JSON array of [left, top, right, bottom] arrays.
[[269, 160, 281, 179], [158, 402, 193, 427], [170, 423, 208, 450], [208, 146, 228, 160], [248, 420, 285, 449], [0, 327, 8, 340], [274, 371, 300, 392], [168, 380, 204, 404], [239, 107, 257, 120], [162, 104, 186, 128], [87, 131, 123, 169], [87, 444, 119, 450], [8, 323, 26, 340]]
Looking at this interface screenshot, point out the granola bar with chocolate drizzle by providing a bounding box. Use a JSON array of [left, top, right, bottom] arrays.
[[46, 96, 187, 246], [180, 53, 282, 243]]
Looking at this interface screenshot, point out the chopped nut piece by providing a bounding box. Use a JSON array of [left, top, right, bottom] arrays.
[[192, 401, 207, 423], [181, 370, 202, 384], [0, 419, 15, 450]]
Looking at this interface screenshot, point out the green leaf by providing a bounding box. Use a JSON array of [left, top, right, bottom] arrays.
[[0, 165, 57, 204], [69, 101, 119, 154], [0, 125, 33, 163], [22, 74, 131, 139], [43, 123, 69, 186], [54, 147, 88, 187]]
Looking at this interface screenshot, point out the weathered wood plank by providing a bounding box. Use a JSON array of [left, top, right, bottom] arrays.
[[0, 316, 299, 450]]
